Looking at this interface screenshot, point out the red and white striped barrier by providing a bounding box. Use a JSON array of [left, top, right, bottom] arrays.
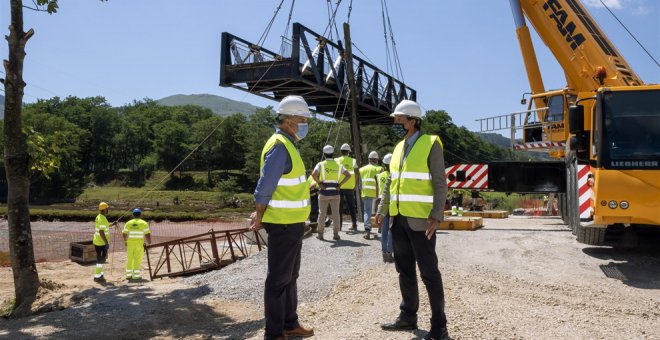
[[514, 141, 566, 150], [577, 164, 594, 220], [445, 164, 489, 189]]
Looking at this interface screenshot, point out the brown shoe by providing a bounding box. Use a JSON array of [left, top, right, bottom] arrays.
[[284, 324, 314, 338]]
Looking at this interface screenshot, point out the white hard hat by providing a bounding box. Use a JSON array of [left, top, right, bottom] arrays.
[[277, 95, 310, 117], [368, 151, 379, 159], [382, 153, 392, 165], [391, 99, 422, 118], [340, 143, 351, 151], [322, 145, 334, 154]]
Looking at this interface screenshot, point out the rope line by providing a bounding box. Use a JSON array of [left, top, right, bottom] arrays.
[[599, 0, 659, 68]]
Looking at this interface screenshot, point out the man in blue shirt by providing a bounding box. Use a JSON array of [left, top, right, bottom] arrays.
[[250, 95, 315, 340]]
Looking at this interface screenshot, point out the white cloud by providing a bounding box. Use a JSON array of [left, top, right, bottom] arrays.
[[581, 0, 652, 15], [582, 0, 623, 9]]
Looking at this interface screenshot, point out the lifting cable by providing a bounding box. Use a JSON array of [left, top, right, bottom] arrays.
[[379, 0, 393, 74], [382, 0, 405, 82], [257, 0, 286, 47], [279, 0, 296, 56], [325, 0, 341, 42], [599, 0, 659, 68], [347, 0, 353, 24], [381, 0, 405, 83], [318, 0, 350, 163], [351, 42, 377, 66], [322, 0, 342, 38]]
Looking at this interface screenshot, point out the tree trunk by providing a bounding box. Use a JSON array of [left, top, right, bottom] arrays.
[[4, 0, 39, 317]]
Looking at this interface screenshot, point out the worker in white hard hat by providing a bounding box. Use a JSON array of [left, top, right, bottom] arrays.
[[358, 151, 383, 239], [311, 145, 351, 241], [377, 153, 394, 263], [336, 143, 359, 230], [250, 95, 315, 339], [375, 99, 450, 340]]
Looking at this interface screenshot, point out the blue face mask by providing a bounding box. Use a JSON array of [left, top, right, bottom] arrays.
[[392, 123, 407, 138], [296, 123, 309, 140]]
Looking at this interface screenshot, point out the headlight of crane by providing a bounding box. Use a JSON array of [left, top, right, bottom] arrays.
[[608, 200, 618, 209]]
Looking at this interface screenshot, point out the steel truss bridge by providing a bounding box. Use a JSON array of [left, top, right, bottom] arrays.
[[220, 23, 415, 125]]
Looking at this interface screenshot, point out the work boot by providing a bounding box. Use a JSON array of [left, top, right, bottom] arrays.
[[424, 327, 450, 340], [363, 231, 371, 240], [381, 317, 418, 331], [349, 225, 358, 231], [333, 234, 340, 241], [317, 234, 324, 240], [284, 324, 314, 338], [382, 252, 387, 262], [387, 253, 395, 263]]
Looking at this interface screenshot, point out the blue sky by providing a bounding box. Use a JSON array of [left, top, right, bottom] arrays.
[[1, 0, 658, 131]]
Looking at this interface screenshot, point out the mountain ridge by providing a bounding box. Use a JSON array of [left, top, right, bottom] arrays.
[[156, 93, 265, 116]]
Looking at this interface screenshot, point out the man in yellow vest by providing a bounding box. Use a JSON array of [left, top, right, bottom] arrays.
[[375, 100, 449, 340], [336, 143, 359, 230], [93, 202, 116, 282], [378, 153, 394, 263], [250, 95, 314, 340], [122, 208, 151, 280], [312, 144, 352, 241], [359, 151, 383, 239]]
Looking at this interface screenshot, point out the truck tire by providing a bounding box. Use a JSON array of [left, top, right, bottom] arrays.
[[576, 224, 606, 245]]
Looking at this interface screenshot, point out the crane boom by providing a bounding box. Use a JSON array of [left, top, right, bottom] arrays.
[[480, 0, 660, 246], [519, 0, 643, 89]]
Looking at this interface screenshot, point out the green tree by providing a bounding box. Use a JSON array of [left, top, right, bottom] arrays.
[[22, 109, 87, 198], [2, 0, 61, 318], [189, 115, 224, 184], [238, 107, 277, 182], [215, 113, 247, 171], [152, 120, 188, 172]]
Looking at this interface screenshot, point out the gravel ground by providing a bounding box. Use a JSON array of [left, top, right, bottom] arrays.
[[1, 216, 659, 339], [184, 227, 383, 305]]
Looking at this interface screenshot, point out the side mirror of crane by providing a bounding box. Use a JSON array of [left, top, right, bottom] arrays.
[[568, 105, 584, 134], [570, 133, 590, 161], [520, 98, 527, 105]]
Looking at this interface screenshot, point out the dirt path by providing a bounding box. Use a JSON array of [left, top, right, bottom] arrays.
[[1, 217, 658, 339]]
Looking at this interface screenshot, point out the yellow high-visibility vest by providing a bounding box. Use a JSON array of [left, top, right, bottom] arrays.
[[378, 170, 390, 197], [336, 156, 357, 189], [389, 134, 443, 218], [122, 218, 150, 245], [93, 214, 110, 246], [319, 159, 341, 195], [359, 164, 382, 198], [260, 134, 311, 224]]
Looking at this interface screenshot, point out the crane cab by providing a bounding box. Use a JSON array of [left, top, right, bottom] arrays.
[[520, 88, 577, 158]]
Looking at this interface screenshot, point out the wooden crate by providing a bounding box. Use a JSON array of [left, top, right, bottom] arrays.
[[70, 240, 97, 264], [439, 217, 483, 230], [444, 210, 509, 218]]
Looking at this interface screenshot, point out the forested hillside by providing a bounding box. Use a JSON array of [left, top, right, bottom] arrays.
[[0, 96, 526, 200], [156, 94, 263, 116]]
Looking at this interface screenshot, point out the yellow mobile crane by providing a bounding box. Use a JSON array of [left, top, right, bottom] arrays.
[[485, 0, 659, 245]]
